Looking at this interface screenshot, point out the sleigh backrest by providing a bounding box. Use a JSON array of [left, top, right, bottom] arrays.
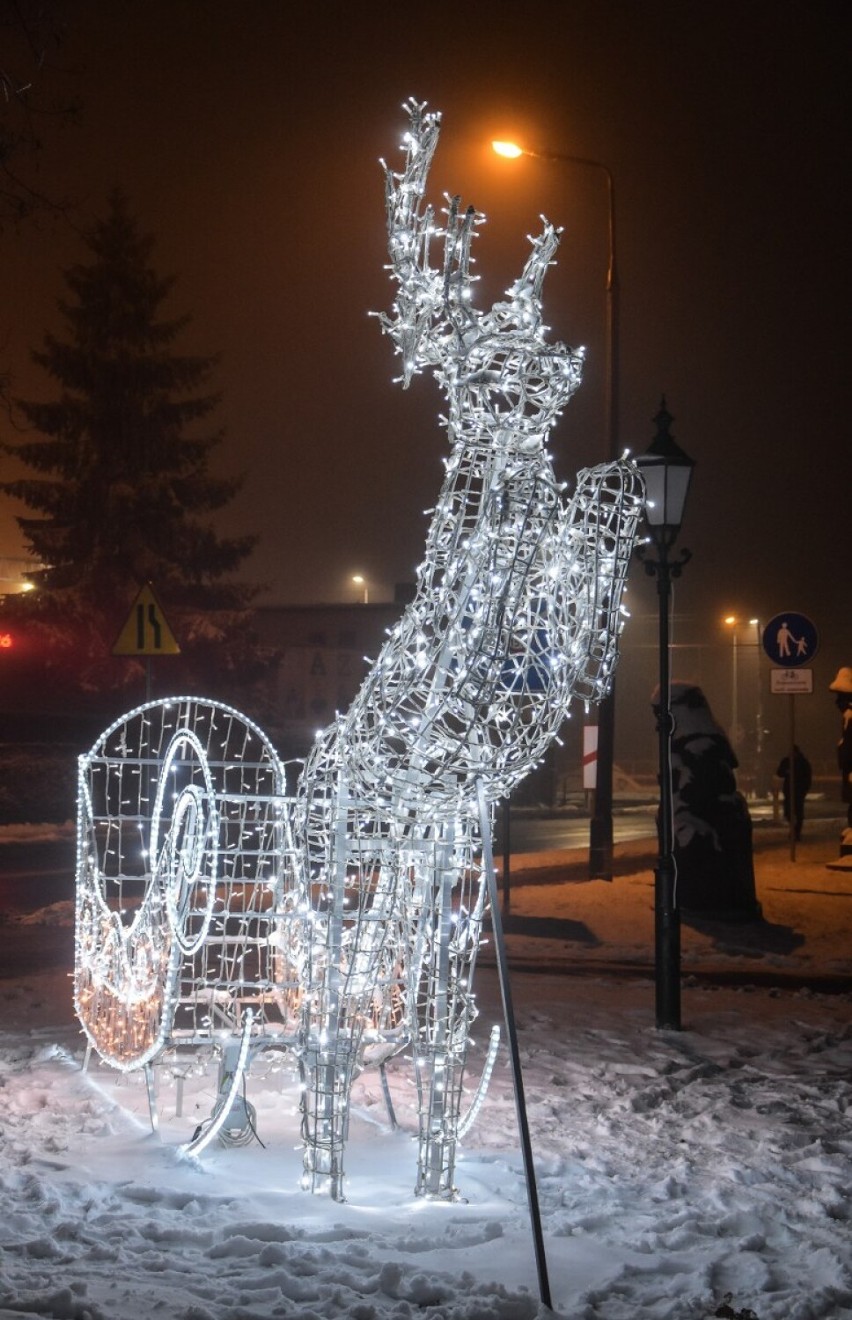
[[75, 696, 300, 1067]]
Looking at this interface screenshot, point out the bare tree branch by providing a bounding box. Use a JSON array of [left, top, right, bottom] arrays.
[[0, 0, 79, 227]]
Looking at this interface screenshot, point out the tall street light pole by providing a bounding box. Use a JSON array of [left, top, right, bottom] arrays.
[[635, 400, 695, 1031], [724, 616, 740, 753], [492, 139, 619, 877], [752, 617, 765, 794], [724, 613, 764, 793]]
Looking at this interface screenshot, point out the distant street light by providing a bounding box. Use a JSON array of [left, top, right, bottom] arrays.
[[635, 399, 695, 1031], [492, 134, 618, 878], [352, 574, 369, 604]]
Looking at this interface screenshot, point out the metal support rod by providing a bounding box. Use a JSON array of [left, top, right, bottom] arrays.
[[788, 694, 797, 863], [731, 630, 739, 752], [589, 686, 615, 878], [379, 1063, 399, 1130], [501, 796, 511, 916], [589, 160, 619, 881], [754, 619, 765, 795], [653, 544, 681, 1030], [477, 781, 552, 1311], [144, 1063, 159, 1134]]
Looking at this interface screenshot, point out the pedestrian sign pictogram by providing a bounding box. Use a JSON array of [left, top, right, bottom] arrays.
[[113, 585, 181, 656], [762, 612, 818, 669]]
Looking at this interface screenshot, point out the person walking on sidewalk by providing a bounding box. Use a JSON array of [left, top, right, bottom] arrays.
[[775, 745, 812, 841]]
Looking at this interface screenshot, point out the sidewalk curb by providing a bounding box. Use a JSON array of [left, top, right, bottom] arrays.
[[476, 952, 852, 995]]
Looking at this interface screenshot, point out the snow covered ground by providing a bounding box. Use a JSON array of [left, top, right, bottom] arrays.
[[1, 819, 851, 1319]]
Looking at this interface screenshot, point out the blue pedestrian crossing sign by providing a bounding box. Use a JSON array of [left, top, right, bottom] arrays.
[[762, 612, 818, 668]]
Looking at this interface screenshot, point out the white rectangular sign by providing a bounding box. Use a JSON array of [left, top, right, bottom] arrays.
[[770, 667, 813, 694], [582, 725, 598, 789]]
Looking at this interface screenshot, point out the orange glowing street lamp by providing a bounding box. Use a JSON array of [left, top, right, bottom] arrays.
[[492, 133, 619, 879], [491, 140, 524, 159], [723, 614, 764, 790], [723, 615, 740, 749]]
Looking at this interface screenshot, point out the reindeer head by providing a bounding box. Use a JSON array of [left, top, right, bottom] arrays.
[[379, 99, 584, 452]]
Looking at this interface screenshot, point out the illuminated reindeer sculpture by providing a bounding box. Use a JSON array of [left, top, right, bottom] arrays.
[[288, 99, 643, 1199], [74, 100, 642, 1203]]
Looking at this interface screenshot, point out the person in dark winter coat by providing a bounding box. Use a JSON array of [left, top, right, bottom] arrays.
[[775, 745, 812, 841], [654, 682, 760, 919]]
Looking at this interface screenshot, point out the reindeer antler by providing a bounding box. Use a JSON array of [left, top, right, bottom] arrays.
[[379, 99, 483, 385], [379, 99, 570, 390], [505, 221, 561, 324]]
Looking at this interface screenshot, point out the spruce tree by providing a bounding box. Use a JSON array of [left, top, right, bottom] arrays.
[[1, 190, 259, 696]]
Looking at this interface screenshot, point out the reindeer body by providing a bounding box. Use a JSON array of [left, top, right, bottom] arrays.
[[291, 101, 643, 1198]]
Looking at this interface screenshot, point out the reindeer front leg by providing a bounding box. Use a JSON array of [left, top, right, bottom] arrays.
[[295, 745, 404, 1199], [299, 866, 403, 1200], [405, 820, 487, 1199], [296, 790, 355, 1199], [298, 1035, 358, 1199]]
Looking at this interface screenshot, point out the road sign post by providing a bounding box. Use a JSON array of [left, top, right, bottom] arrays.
[[763, 613, 818, 861], [113, 584, 180, 700]]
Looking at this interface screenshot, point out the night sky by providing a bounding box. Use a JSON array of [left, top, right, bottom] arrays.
[[1, 1, 850, 749]]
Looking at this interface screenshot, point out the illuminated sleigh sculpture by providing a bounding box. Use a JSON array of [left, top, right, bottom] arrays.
[[74, 697, 304, 1151], [75, 100, 643, 1199]]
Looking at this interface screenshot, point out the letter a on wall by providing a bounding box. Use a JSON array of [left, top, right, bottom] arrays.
[[113, 584, 181, 656]]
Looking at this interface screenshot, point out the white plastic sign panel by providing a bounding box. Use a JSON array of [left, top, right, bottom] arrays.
[[770, 668, 814, 695]]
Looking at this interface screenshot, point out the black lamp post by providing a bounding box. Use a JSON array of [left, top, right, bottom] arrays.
[[635, 399, 695, 1030]]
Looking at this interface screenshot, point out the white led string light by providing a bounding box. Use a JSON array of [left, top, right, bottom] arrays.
[[150, 728, 219, 956], [75, 101, 643, 1201], [179, 1009, 255, 1159], [75, 697, 297, 1076]]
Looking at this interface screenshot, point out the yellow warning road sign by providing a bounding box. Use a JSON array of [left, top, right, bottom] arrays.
[[113, 584, 181, 656]]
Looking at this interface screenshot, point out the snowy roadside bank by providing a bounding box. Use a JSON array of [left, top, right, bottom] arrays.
[[0, 820, 75, 845], [0, 966, 850, 1319], [0, 818, 850, 1318]]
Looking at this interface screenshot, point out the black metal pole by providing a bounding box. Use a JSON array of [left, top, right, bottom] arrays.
[[635, 398, 693, 1029], [502, 795, 511, 916], [788, 694, 797, 863], [589, 165, 619, 882], [478, 782, 552, 1310], [589, 687, 615, 878], [654, 543, 681, 1030]]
